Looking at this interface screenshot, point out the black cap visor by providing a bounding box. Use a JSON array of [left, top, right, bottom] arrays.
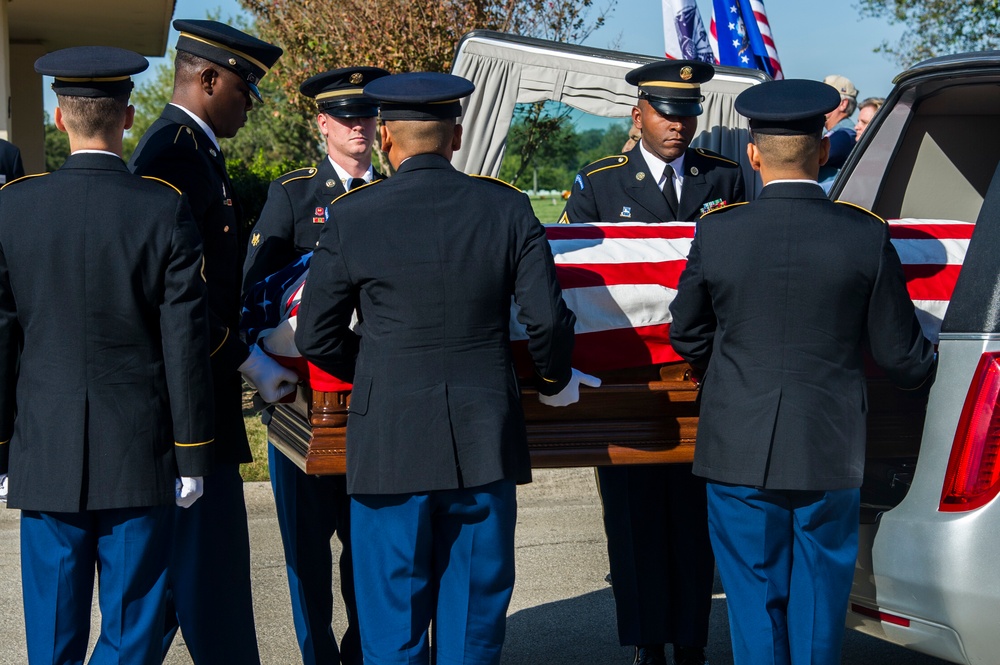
[[321, 100, 380, 118], [646, 96, 704, 118]]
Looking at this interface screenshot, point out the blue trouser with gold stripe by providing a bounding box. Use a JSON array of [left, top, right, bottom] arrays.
[[706, 482, 859, 665], [21, 505, 172, 665], [350, 479, 517, 665]]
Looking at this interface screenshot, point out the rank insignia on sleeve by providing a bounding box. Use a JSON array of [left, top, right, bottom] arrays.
[[700, 198, 726, 214], [620, 206, 632, 218], [251, 232, 261, 247]]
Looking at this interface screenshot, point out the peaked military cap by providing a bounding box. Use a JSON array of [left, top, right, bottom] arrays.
[[364, 72, 474, 121], [300, 67, 390, 118], [173, 19, 283, 104], [625, 60, 714, 117], [35, 46, 148, 98], [735, 79, 841, 135]]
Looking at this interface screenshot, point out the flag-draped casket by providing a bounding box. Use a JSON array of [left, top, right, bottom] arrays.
[[246, 220, 971, 474]]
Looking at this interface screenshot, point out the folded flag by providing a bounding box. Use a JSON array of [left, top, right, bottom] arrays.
[[240, 218, 972, 389]]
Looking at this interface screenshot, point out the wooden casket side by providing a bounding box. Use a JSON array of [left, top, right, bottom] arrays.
[[267, 362, 927, 475]]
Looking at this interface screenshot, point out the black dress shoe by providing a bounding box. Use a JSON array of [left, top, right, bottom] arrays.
[[673, 645, 707, 665], [633, 644, 667, 665]]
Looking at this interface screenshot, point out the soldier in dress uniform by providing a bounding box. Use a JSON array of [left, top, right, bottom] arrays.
[[295, 71, 585, 665], [243, 66, 389, 290], [669, 79, 936, 665], [241, 65, 388, 665], [0, 138, 24, 184], [128, 20, 292, 664], [561, 60, 746, 665], [0, 46, 214, 665]]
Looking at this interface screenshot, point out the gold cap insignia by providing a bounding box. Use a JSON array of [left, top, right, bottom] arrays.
[[636, 172, 646, 181], [680, 66, 693, 81], [228, 57, 237, 66], [251, 232, 261, 247], [349, 72, 363, 85]]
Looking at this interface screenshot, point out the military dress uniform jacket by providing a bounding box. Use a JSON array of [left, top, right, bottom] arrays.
[[130, 104, 251, 463], [669, 182, 936, 491], [243, 159, 384, 292], [0, 153, 214, 512], [561, 143, 745, 224], [0, 139, 24, 184], [296, 154, 576, 496]]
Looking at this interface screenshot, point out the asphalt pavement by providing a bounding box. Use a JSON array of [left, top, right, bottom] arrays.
[[0, 468, 953, 664]]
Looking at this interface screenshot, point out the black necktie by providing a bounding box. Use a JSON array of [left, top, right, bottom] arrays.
[[348, 177, 364, 191], [663, 165, 679, 218]]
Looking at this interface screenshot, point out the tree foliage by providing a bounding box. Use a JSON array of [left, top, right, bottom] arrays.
[[499, 106, 630, 191], [240, 0, 615, 175], [858, 0, 1000, 67], [43, 111, 70, 171], [241, 0, 614, 116]]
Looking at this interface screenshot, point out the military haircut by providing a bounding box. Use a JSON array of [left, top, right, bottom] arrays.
[[385, 118, 456, 154], [174, 50, 214, 89], [56, 94, 130, 138], [751, 129, 825, 170]]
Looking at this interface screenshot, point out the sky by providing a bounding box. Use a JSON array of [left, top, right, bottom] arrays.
[[44, 0, 907, 117]]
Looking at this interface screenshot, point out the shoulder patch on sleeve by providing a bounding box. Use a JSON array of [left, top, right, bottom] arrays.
[[141, 175, 182, 194], [470, 174, 521, 192], [279, 167, 318, 185], [172, 125, 199, 150], [0, 172, 48, 190], [699, 201, 748, 218], [584, 154, 628, 177], [329, 177, 382, 205], [693, 148, 739, 166], [834, 200, 886, 223]]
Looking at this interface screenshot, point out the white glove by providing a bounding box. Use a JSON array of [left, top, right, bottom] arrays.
[[239, 343, 298, 403], [0, 473, 8, 504], [175, 476, 204, 508], [538, 369, 602, 407]]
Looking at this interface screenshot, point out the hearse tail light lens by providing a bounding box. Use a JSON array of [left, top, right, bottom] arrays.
[[940, 352, 1000, 512]]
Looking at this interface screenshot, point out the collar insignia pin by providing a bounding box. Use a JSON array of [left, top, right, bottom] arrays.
[[209, 148, 217, 157], [690, 166, 699, 176], [636, 172, 646, 181], [326, 179, 336, 188]]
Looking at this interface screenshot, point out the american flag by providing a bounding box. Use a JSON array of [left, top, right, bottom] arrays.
[[663, 0, 715, 62], [709, 0, 783, 79], [241, 219, 971, 388]]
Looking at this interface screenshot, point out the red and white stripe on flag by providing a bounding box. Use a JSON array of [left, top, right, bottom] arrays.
[[260, 218, 972, 387], [747, 0, 783, 79], [511, 219, 972, 374], [709, 0, 784, 79]]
